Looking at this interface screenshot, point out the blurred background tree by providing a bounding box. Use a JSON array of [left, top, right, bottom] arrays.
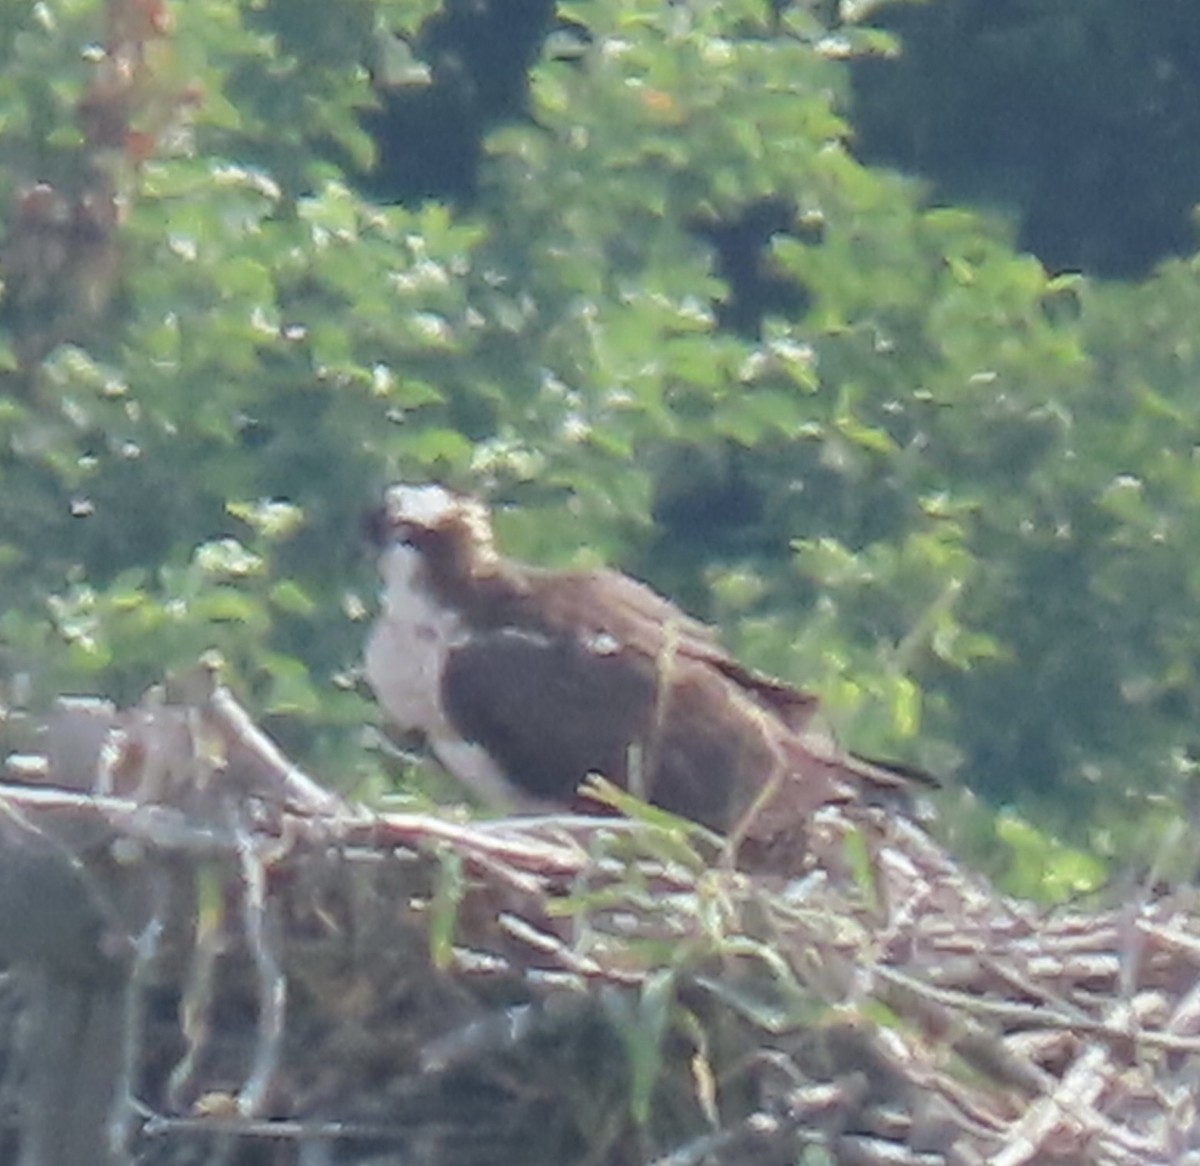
[[2, 0, 1200, 893]]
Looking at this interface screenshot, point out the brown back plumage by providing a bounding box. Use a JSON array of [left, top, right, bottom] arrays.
[[367, 484, 935, 846]]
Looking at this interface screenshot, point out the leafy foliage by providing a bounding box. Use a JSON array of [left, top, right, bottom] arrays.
[[0, 0, 1198, 889]]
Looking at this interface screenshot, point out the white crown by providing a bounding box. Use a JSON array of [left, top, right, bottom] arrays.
[[384, 484, 460, 527]]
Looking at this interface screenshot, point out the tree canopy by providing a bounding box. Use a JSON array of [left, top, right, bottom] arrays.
[[2, 0, 1199, 893]]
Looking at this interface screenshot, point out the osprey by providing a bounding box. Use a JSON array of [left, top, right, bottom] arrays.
[[364, 484, 930, 848]]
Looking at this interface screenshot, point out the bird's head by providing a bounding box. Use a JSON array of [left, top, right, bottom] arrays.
[[365, 483, 499, 580]]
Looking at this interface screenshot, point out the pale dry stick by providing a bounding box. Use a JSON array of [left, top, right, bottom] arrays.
[[228, 806, 286, 1119], [873, 847, 939, 952], [918, 1070, 1027, 1149], [496, 912, 642, 985], [1022, 951, 1121, 989], [875, 966, 1200, 1056], [885, 815, 996, 891], [0, 782, 233, 856], [1143, 916, 1200, 1121], [202, 680, 343, 816], [1139, 916, 1200, 964], [166, 912, 225, 1114], [992, 1084, 1099, 1166], [143, 1112, 398, 1144], [1034, 917, 1125, 946], [367, 810, 589, 876], [991, 1038, 1165, 1166], [1164, 972, 1200, 1043], [977, 953, 1102, 1025], [834, 1133, 949, 1165], [448, 837, 560, 899], [109, 901, 167, 1158]]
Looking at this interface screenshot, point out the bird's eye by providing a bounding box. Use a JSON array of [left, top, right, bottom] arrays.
[[392, 519, 434, 548], [362, 506, 432, 549]]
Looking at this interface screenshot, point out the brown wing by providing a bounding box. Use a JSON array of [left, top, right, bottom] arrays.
[[530, 568, 721, 655], [441, 627, 769, 831], [557, 570, 936, 790], [465, 567, 931, 824], [526, 568, 823, 730], [441, 628, 656, 804]]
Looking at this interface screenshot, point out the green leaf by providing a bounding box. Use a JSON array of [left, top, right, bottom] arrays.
[[835, 413, 896, 454], [189, 587, 263, 626], [268, 579, 316, 616], [397, 427, 474, 468], [607, 969, 676, 1127], [427, 849, 465, 970], [842, 824, 878, 909], [227, 499, 306, 540], [193, 539, 264, 579], [261, 651, 320, 715]]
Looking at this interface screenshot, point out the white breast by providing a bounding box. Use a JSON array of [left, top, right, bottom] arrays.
[[364, 544, 544, 811], [364, 544, 463, 736]]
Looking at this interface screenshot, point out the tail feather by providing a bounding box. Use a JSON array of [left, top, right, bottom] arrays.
[[847, 751, 940, 790]]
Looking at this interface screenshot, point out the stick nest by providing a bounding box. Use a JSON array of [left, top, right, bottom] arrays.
[[1, 674, 1198, 1166]]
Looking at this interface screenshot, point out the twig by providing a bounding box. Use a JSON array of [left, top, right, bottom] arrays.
[[228, 805, 286, 1118]]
